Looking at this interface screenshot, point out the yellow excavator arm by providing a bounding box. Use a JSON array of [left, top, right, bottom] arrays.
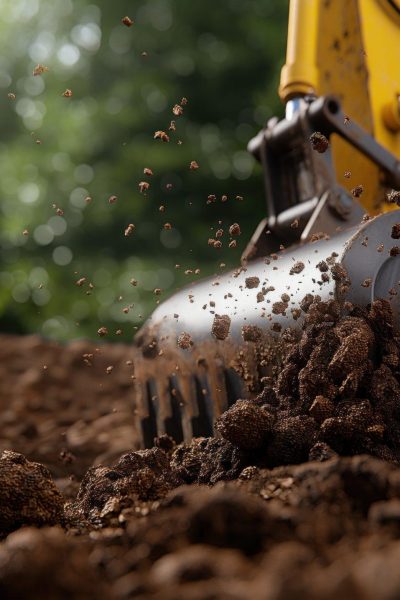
[[279, 0, 400, 214]]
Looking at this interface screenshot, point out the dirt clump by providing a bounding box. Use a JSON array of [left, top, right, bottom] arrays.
[[0, 450, 63, 537], [310, 131, 329, 153], [245, 276, 260, 289], [74, 447, 182, 522], [216, 400, 275, 450], [177, 331, 193, 349], [391, 223, 400, 239], [229, 223, 241, 236], [289, 261, 305, 274], [169, 437, 249, 484], [211, 314, 231, 340]]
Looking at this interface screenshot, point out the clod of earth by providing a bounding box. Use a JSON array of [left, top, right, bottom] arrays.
[[0, 451, 63, 537]]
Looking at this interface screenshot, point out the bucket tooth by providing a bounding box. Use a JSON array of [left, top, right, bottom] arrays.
[[147, 376, 170, 438], [163, 378, 184, 444], [202, 358, 229, 419], [191, 375, 214, 438], [224, 367, 247, 407], [140, 381, 158, 448], [170, 372, 197, 442], [132, 376, 147, 421], [133, 343, 256, 445]]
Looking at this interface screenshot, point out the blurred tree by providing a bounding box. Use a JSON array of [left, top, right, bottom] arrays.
[[0, 0, 288, 341]]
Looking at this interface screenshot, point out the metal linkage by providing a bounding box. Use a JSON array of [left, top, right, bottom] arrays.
[[244, 95, 400, 260]]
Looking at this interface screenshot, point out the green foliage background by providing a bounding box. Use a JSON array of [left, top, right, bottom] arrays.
[[0, 0, 288, 341]]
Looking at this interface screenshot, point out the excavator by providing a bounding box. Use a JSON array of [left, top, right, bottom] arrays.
[[133, 0, 400, 447]]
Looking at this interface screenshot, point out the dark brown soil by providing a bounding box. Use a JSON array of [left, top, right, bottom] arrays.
[[2, 299, 400, 599], [217, 298, 400, 467], [0, 334, 138, 480]]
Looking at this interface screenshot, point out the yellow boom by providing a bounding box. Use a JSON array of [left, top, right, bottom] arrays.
[[279, 0, 400, 213]]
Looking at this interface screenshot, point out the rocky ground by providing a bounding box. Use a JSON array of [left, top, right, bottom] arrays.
[[2, 299, 400, 599]]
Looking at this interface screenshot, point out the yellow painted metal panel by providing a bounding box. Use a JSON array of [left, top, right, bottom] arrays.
[[279, 0, 400, 213]]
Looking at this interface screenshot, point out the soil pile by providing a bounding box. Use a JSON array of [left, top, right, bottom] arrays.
[[218, 298, 400, 466], [4, 451, 400, 599], [2, 299, 400, 598]]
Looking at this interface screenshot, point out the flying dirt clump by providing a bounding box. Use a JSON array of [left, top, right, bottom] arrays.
[[177, 331, 193, 349], [212, 314, 231, 340], [217, 298, 400, 468], [290, 261, 305, 275], [245, 276, 260, 289], [310, 131, 329, 153], [0, 450, 64, 537]]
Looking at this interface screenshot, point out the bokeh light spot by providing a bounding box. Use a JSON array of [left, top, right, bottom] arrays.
[[33, 224, 54, 246], [18, 182, 40, 204], [57, 44, 80, 67], [53, 245, 73, 266]]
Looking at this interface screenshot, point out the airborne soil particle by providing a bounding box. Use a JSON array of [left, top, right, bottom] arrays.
[[310, 131, 329, 153], [154, 130, 170, 142], [245, 276, 260, 289], [211, 314, 231, 340], [289, 261, 305, 275], [121, 15, 134, 27], [33, 64, 49, 76], [272, 301, 287, 316], [351, 184, 364, 198], [391, 223, 400, 239], [387, 189, 400, 205], [229, 223, 241, 236], [177, 332, 193, 349]]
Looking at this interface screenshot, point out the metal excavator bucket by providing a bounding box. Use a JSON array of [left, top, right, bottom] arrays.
[[133, 95, 400, 448]]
